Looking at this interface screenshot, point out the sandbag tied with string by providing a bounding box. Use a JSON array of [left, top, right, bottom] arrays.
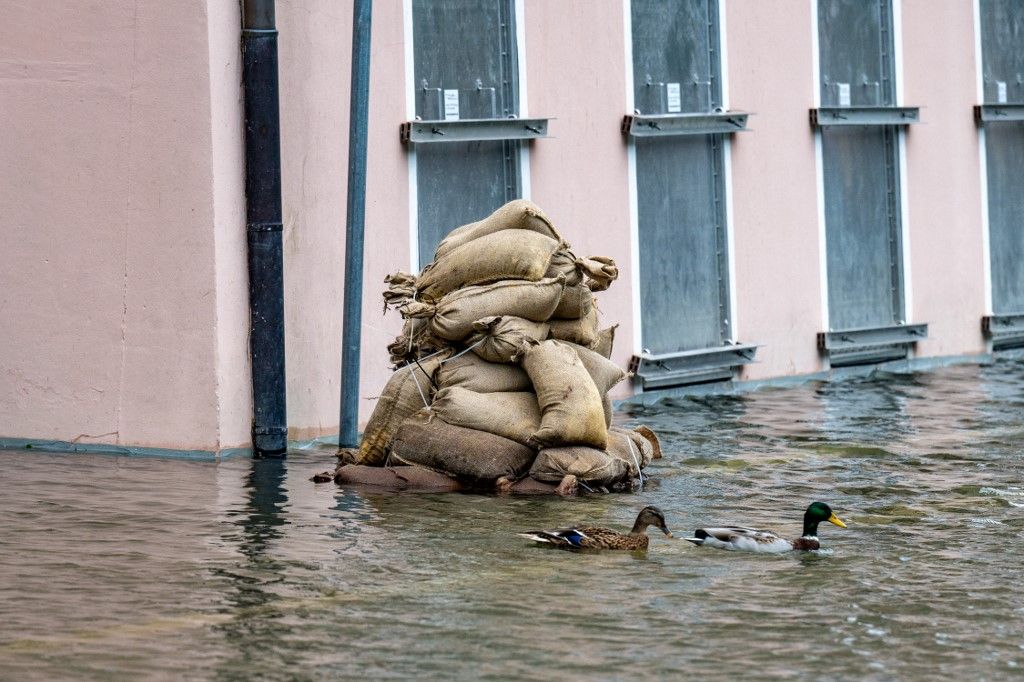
[[399, 276, 565, 342], [341, 198, 662, 494], [351, 348, 452, 467], [464, 316, 550, 364], [415, 230, 565, 303]]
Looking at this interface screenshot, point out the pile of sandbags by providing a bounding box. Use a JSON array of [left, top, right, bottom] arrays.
[[339, 199, 661, 493]]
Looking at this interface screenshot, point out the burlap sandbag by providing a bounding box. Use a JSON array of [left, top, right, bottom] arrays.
[[466, 316, 550, 364], [544, 248, 583, 287], [529, 446, 629, 487], [518, 340, 607, 449], [434, 199, 562, 260], [552, 283, 594, 320], [563, 341, 627, 395], [391, 409, 536, 484], [602, 393, 613, 428], [592, 325, 617, 359], [545, 251, 619, 291], [382, 271, 417, 311], [578, 255, 619, 291], [402, 276, 564, 342], [433, 352, 532, 393], [416, 230, 561, 302], [334, 464, 462, 492], [356, 351, 449, 466], [607, 427, 654, 477], [547, 305, 599, 347], [431, 387, 541, 446], [634, 424, 662, 459], [387, 317, 446, 367]]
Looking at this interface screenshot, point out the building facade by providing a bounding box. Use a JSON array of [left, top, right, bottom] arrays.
[[2, 0, 1020, 453]]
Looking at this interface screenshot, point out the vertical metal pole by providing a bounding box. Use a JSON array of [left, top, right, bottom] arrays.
[[339, 0, 373, 448], [242, 0, 288, 457]]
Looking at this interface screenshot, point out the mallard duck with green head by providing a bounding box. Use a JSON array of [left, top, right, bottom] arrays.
[[518, 506, 672, 551], [682, 502, 847, 553]]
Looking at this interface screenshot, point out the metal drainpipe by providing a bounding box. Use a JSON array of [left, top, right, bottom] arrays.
[[242, 0, 287, 457], [339, 0, 373, 448]]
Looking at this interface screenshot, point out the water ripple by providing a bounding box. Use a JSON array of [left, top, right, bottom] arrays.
[[2, 359, 1024, 679]]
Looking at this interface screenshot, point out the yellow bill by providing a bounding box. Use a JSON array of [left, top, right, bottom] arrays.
[[828, 513, 847, 528]]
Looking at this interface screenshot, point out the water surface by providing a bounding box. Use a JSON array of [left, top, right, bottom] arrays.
[[2, 357, 1023, 679]]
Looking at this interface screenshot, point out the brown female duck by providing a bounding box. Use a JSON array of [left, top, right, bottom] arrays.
[[518, 506, 672, 551]]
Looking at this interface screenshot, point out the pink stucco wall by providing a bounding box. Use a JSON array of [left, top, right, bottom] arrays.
[[0, 1, 999, 452], [1, 0, 232, 450], [900, 0, 987, 358], [727, 0, 825, 379]]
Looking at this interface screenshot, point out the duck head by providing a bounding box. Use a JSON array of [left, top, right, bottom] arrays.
[[802, 501, 847, 538], [632, 505, 672, 537]]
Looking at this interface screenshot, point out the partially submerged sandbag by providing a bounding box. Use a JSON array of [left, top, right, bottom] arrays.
[[434, 199, 561, 260], [433, 352, 532, 393], [391, 410, 536, 484], [334, 464, 462, 492], [607, 427, 654, 477], [547, 306, 599, 348], [518, 340, 607, 449], [356, 351, 448, 466], [417, 230, 561, 302], [529, 446, 629, 488], [431, 387, 541, 446], [402, 277, 565, 341], [633, 424, 662, 459], [466, 316, 550, 364]]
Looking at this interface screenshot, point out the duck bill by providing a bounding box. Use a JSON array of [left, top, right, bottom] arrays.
[[827, 513, 847, 528], [661, 527, 673, 537]]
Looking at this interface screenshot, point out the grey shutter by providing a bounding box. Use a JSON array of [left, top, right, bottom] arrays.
[[981, 0, 1024, 315], [631, 0, 730, 354], [817, 0, 905, 332], [412, 0, 520, 267]]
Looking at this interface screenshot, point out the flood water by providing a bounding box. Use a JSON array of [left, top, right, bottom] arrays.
[[2, 356, 1023, 680]]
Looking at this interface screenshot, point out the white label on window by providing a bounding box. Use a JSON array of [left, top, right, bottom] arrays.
[[997, 81, 1008, 104], [443, 89, 460, 120], [666, 82, 682, 113], [837, 82, 851, 107]]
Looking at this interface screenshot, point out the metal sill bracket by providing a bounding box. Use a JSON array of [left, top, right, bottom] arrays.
[[400, 118, 549, 144], [974, 104, 1024, 124], [818, 323, 928, 367], [629, 344, 758, 390], [982, 314, 1024, 350], [622, 111, 750, 137], [810, 106, 920, 127]]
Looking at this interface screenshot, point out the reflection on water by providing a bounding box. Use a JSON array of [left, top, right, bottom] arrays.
[[1, 356, 1023, 679]]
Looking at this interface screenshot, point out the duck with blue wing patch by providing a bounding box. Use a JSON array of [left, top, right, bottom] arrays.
[[519, 506, 672, 551], [682, 502, 847, 553]]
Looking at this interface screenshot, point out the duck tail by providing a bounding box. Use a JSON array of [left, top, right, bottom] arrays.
[[517, 532, 553, 544], [680, 537, 705, 546]]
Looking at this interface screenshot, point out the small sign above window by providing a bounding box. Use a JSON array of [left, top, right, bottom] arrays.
[[666, 83, 682, 113], [837, 82, 851, 107], [443, 89, 460, 120]]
